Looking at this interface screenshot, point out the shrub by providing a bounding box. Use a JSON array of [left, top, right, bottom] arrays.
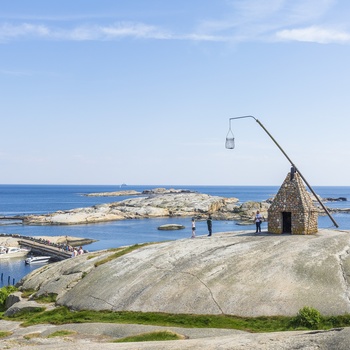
[[291, 306, 322, 329], [0, 285, 17, 311]]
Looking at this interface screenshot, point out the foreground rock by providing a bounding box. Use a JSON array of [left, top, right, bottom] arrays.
[[15, 229, 350, 317], [1, 319, 350, 349]]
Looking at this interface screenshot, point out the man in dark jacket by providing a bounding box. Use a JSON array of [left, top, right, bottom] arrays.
[[207, 214, 212, 236]]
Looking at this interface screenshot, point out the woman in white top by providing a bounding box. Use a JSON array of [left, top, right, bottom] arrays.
[[255, 210, 263, 233], [191, 218, 196, 238]]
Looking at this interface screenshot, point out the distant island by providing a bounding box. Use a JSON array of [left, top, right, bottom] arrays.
[[19, 187, 349, 226]]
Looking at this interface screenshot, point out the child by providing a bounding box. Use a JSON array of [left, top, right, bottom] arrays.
[[191, 217, 196, 238]]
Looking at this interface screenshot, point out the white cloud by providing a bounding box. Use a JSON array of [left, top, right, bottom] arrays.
[[0, 22, 173, 42], [98, 22, 171, 40], [0, 1, 348, 45], [0, 23, 50, 40], [195, 0, 341, 43], [276, 26, 350, 43]]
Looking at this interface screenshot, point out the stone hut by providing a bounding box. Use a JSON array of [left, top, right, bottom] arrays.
[[268, 169, 318, 234]]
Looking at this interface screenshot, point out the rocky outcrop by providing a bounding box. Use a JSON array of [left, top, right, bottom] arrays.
[[141, 188, 195, 195], [84, 190, 141, 197], [158, 224, 185, 230], [324, 197, 347, 202], [42, 188, 348, 226], [22, 193, 241, 225], [5, 291, 22, 310], [16, 229, 350, 317], [84, 188, 196, 197]]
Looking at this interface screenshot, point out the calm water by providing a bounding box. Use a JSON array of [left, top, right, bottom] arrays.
[[1, 184, 349, 286]]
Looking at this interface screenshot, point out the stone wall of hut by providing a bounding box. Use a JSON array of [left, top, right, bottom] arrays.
[[268, 171, 318, 235]]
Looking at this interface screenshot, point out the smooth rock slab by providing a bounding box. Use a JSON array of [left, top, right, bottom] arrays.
[[18, 229, 350, 317]]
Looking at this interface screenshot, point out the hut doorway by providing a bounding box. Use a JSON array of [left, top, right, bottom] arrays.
[[282, 212, 292, 233]]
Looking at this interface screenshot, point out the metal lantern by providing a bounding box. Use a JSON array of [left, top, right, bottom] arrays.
[[225, 118, 235, 149], [225, 129, 235, 149]]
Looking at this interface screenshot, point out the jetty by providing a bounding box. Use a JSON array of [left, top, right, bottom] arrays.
[[0, 234, 95, 262], [18, 238, 71, 261]]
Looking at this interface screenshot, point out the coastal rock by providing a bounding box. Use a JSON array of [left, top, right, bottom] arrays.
[[4, 291, 22, 309], [4, 300, 45, 317], [17, 229, 350, 317], [142, 188, 194, 194], [84, 190, 141, 197], [324, 197, 347, 202], [215, 200, 268, 223], [158, 224, 185, 230], [17, 250, 114, 298], [22, 193, 230, 225]]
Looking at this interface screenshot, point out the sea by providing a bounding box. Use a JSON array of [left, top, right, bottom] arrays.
[[1, 184, 350, 287]]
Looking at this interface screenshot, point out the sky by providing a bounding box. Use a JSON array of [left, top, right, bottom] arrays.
[[1, 0, 350, 186]]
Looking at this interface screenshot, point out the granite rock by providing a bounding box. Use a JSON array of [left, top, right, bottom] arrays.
[[16, 229, 350, 318]]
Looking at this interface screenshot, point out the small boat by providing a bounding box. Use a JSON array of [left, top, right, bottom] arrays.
[[25, 256, 51, 264], [0, 246, 31, 259]]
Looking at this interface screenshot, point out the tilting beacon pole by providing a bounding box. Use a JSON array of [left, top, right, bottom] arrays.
[[226, 115, 339, 228]]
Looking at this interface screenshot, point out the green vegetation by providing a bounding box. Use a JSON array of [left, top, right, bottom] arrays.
[[2, 305, 350, 333], [47, 329, 77, 338], [0, 285, 17, 311], [20, 289, 57, 303], [113, 330, 185, 343], [0, 331, 12, 338], [34, 293, 57, 303], [290, 306, 322, 329], [21, 289, 36, 299], [23, 332, 41, 340], [95, 243, 154, 267]]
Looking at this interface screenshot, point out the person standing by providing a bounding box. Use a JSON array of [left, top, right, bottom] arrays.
[[191, 217, 196, 238], [255, 210, 263, 233], [207, 214, 212, 236]]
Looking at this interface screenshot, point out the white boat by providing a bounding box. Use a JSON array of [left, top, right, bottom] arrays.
[[0, 246, 31, 259], [25, 256, 51, 264]]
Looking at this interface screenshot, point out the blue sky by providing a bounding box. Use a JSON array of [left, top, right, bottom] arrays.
[[1, 0, 350, 186]]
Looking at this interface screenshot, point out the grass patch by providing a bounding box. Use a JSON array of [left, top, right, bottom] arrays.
[[94, 243, 155, 267], [33, 293, 57, 303], [23, 332, 41, 340], [47, 329, 77, 338], [113, 330, 185, 343], [21, 289, 37, 299], [0, 331, 12, 338], [4, 306, 350, 333], [0, 307, 299, 332]]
